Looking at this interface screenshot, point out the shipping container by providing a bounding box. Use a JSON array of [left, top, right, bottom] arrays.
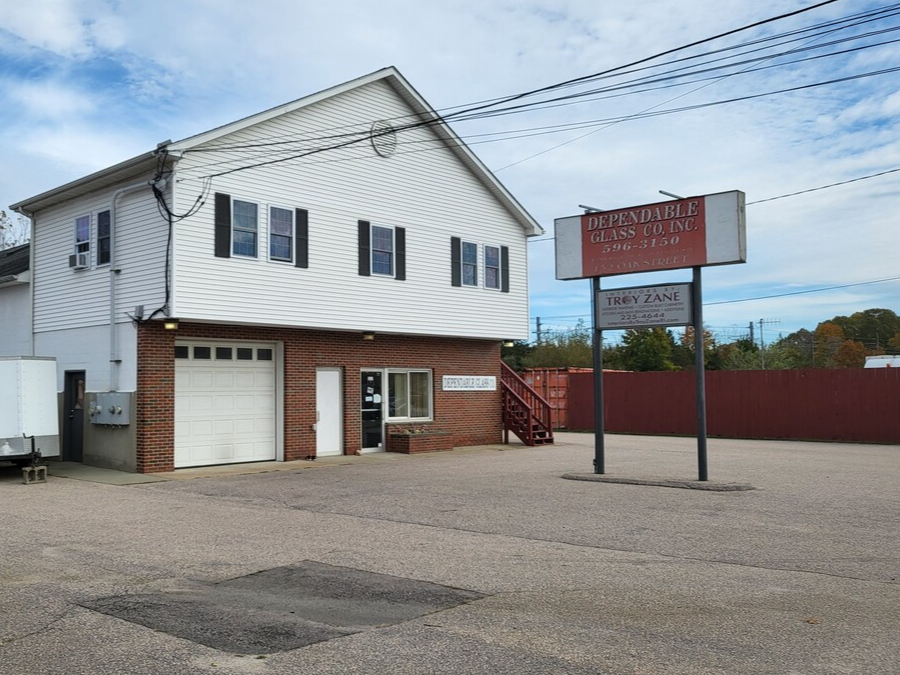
[[521, 368, 593, 429]]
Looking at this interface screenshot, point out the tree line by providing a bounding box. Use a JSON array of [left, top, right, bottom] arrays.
[[503, 308, 900, 372]]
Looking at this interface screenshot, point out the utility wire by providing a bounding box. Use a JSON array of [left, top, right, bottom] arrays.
[[528, 165, 900, 245], [536, 274, 900, 321], [182, 61, 900, 180], [178, 0, 877, 179], [705, 276, 900, 305], [181, 30, 899, 172], [746, 167, 900, 204], [184, 0, 892, 158]]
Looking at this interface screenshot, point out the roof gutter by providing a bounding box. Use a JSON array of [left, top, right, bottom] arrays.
[[0, 270, 29, 288]]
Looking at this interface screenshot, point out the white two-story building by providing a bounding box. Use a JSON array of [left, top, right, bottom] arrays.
[[9, 67, 542, 473]]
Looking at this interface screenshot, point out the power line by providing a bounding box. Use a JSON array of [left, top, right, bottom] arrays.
[[534, 276, 900, 322], [705, 276, 900, 305], [746, 167, 900, 204], [175, 1, 893, 180], [528, 164, 900, 245]]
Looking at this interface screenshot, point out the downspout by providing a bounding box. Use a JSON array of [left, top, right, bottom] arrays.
[[109, 181, 156, 391]]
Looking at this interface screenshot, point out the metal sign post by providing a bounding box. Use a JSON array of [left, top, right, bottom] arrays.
[[693, 267, 708, 481], [591, 277, 605, 474]]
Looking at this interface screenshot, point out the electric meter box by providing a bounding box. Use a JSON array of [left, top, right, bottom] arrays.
[[91, 392, 131, 425], [0, 357, 60, 440]]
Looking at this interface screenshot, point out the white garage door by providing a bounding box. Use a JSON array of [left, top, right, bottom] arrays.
[[174, 342, 276, 468]]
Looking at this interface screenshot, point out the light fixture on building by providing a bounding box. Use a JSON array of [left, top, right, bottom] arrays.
[[502, 340, 515, 348], [163, 319, 179, 330], [362, 331, 375, 341]]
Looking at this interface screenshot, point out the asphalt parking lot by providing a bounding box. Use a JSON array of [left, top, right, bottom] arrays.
[[1, 432, 898, 674]]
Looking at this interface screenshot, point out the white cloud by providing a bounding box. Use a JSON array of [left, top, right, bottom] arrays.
[[1, 0, 898, 337], [0, 0, 97, 57], [4, 80, 96, 120]]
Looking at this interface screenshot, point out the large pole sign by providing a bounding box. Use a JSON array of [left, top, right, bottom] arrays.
[[554, 190, 746, 482], [555, 191, 745, 280]]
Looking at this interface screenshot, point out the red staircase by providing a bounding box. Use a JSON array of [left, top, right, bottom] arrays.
[[501, 361, 554, 446]]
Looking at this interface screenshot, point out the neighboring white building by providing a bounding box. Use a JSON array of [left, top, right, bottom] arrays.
[[0, 243, 31, 357], [9, 67, 544, 472]]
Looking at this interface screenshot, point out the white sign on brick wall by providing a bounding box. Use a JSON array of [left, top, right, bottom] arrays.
[[442, 376, 497, 391]]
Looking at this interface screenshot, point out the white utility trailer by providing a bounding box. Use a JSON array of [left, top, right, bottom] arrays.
[[0, 356, 60, 466]]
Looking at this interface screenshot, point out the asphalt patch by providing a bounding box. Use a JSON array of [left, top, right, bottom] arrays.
[[83, 561, 483, 654]]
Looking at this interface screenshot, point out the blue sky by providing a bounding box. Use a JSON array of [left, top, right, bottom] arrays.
[[1, 1, 898, 346]]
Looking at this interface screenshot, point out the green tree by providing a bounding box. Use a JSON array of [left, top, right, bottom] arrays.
[[522, 320, 593, 368], [830, 309, 900, 352], [673, 326, 720, 370], [814, 322, 846, 368], [620, 328, 677, 372], [833, 339, 867, 368], [501, 340, 534, 371], [889, 331, 900, 353], [775, 328, 815, 368], [814, 321, 867, 368]]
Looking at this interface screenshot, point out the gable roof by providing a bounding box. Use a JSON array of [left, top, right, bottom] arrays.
[[0, 243, 30, 279], [13, 68, 543, 236]]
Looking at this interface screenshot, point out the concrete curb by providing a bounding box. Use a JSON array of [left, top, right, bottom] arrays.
[[561, 472, 755, 491]]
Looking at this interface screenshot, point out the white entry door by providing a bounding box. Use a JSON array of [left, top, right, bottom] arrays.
[[316, 368, 343, 456]]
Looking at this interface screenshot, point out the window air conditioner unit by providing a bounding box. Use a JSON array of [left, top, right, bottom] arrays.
[[69, 252, 90, 270]]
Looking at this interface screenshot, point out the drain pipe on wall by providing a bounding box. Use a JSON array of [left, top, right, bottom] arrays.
[[109, 179, 161, 392]]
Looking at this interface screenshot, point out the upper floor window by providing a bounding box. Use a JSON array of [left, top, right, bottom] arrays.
[[451, 237, 509, 292], [215, 193, 309, 267], [462, 241, 478, 286], [75, 215, 91, 255], [269, 206, 293, 262], [358, 220, 406, 280], [97, 210, 111, 265], [484, 245, 501, 290], [232, 199, 258, 257], [372, 225, 394, 276]]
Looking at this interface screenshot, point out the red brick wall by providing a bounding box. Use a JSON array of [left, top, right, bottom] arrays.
[[136, 324, 176, 472], [136, 322, 502, 472]]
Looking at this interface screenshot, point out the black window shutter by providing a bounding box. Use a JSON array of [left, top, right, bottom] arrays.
[[214, 193, 231, 258], [450, 237, 461, 287], [295, 208, 309, 268], [501, 246, 510, 293], [395, 227, 406, 281], [358, 220, 371, 276]]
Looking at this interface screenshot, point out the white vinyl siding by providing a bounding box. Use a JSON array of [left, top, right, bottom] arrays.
[[170, 78, 530, 340], [33, 185, 168, 334]]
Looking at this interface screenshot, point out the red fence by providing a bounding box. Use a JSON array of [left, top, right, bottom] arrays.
[[568, 369, 900, 444]]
